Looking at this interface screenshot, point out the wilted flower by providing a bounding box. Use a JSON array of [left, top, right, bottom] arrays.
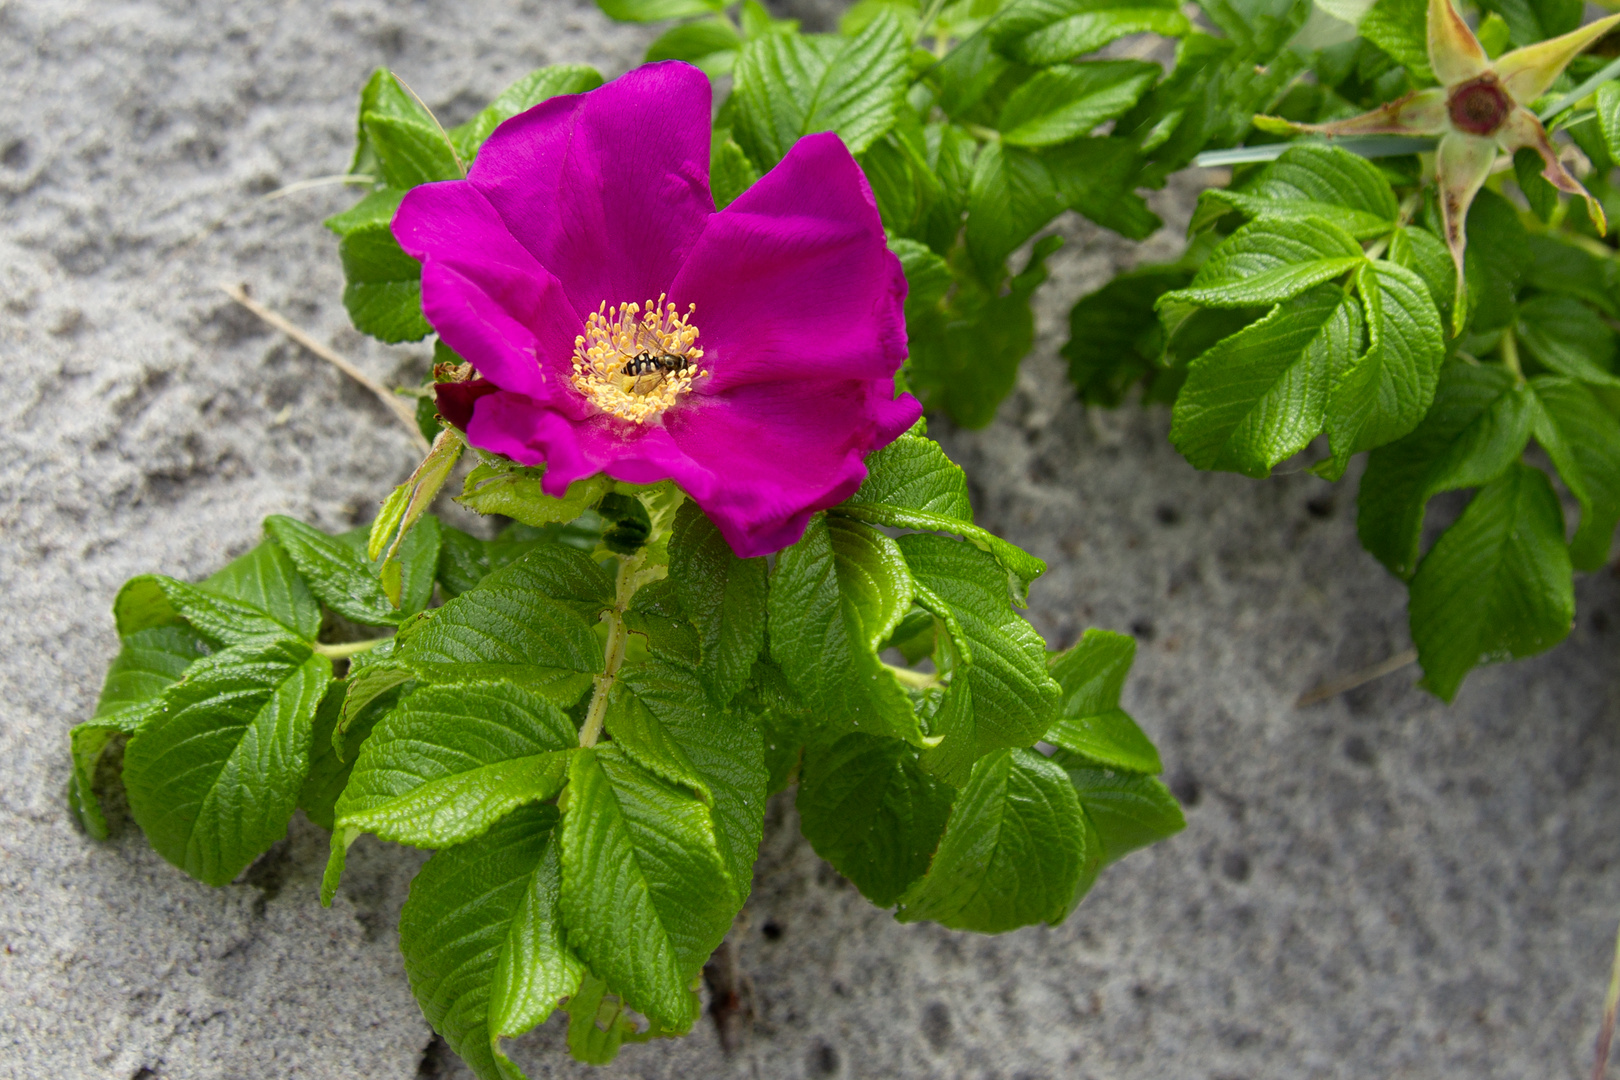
[[395, 62, 919, 558], [1259, 0, 1620, 323]]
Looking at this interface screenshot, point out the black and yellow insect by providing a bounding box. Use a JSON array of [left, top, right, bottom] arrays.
[[618, 351, 690, 394]]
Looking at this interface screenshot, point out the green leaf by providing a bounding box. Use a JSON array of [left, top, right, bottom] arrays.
[[1388, 224, 1456, 324], [737, 657, 813, 795], [836, 433, 1047, 604], [896, 748, 1091, 932], [966, 140, 1066, 273], [299, 677, 401, 832], [337, 220, 432, 343], [1530, 376, 1620, 570], [1044, 629, 1161, 774], [1358, 360, 1535, 577], [1599, 81, 1620, 162], [1408, 463, 1574, 701], [611, 660, 769, 903], [1190, 145, 1399, 240], [559, 747, 731, 1031], [730, 9, 910, 168], [796, 732, 955, 907], [597, 0, 723, 20], [997, 61, 1158, 148], [458, 463, 613, 527], [1044, 136, 1161, 240], [710, 135, 761, 210], [1161, 218, 1364, 308], [265, 516, 420, 625], [563, 971, 644, 1065], [1170, 285, 1361, 477], [349, 68, 443, 177], [70, 624, 212, 839], [115, 539, 321, 645], [324, 187, 406, 237], [1318, 261, 1447, 479], [448, 65, 604, 162], [1359, 0, 1433, 81], [646, 17, 742, 75], [398, 805, 582, 1080], [123, 638, 331, 886], [1516, 294, 1620, 389], [768, 515, 924, 744], [897, 533, 1062, 784], [1512, 147, 1559, 224], [1063, 264, 1193, 406], [361, 110, 462, 190], [668, 502, 768, 705], [1462, 189, 1528, 333], [1524, 233, 1620, 318], [1054, 752, 1185, 866], [990, 0, 1190, 64], [332, 682, 574, 852]]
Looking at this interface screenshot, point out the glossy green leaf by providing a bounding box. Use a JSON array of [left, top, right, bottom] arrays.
[[299, 677, 402, 832], [1171, 285, 1361, 477], [1162, 219, 1364, 308], [797, 733, 955, 907], [361, 110, 461, 190], [1044, 629, 1161, 774], [265, 516, 409, 625], [1530, 376, 1620, 570], [1190, 145, 1399, 240], [990, 0, 1190, 64], [768, 515, 924, 744], [1359, 0, 1433, 81], [730, 10, 910, 168], [597, 0, 723, 21], [668, 501, 768, 705], [398, 805, 582, 1080], [114, 538, 321, 645], [1524, 233, 1620, 318], [337, 219, 432, 343], [559, 747, 731, 1031], [897, 748, 1091, 932], [123, 638, 331, 886], [1599, 81, 1620, 162], [710, 135, 761, 209], [836, 433, 1047, 604], [1516, 294, 1620, 389], [997, 61, 1158, 147], [1358, 360, 1534, 577], [1409, 463, 1574, 701], [1055, 752, 1185, 866], [1045, 136, 1161, 240], [898, 533, 1062, 785], [965, 139, 1067, 273], [1063, 264, 1193, 406], [1319, 261, 1447, 479], [645, 17, 742, 74], [457, 463, 613, 527]]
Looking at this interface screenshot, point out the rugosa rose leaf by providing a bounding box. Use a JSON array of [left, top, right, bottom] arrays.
[[392, 62, 920, 558]]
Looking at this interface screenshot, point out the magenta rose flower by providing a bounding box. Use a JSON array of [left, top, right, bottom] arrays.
[[392, 61, 920, 558]]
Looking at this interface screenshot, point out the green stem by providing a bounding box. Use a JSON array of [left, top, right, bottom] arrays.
[[313, 638, 388, 659], [964, 123, 1001, 143], [1500, 325, 1524, 383], [578, 553, 647, 749], [884, 662, 940, 690], [1540, 54, 1620, 124]]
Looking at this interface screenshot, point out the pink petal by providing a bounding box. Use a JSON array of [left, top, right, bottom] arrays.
[[464, 62, 714, 320], [667, 132, 909, 393], [1428, 0, 1489, 86], [1497, 106, 1607, 233], [465, 391, 685, 495], [1493, 12, 1620, 104], [1436, 131, 1498, 330], [394, 182, 582, 400]]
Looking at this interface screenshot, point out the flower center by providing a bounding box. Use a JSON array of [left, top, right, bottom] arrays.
[[1447, 76, 1511, 136], [570, 295, 705, 424]]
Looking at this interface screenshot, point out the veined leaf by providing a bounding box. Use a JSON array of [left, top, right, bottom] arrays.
[[990, 0, 1190, 64], [265, 515, 428, 625], [361, 110, 461, 189], [965, 139, 1066, 274], [1190, 145, 1399, 240], [897, 533, 1062, 785], [669, 502, 767, 705], [1054, 751, 1185, 866], [1516, 294, 1620, 389], [1409, 463, 1574, 701], [897, 748, 1091, 933], [1045, 136, 1161, 240], [597, 0, 724, 21], [768, 515, 924, 744], [1358, 360, 1534, 578], [997, 61, 1159, 148], [610, 660, 768, 904], [69, 624, 211, 839], [1045, 629, 1161, 774], [1359, 0, 1433, 81], [1524, 234, 1620, 318], [448, 65, 604, 162], [1064, 264, 1193, 406], [398, 805, 582, 1080], [1530, 377, 1620, 571], [836, 434, 1047, 604], [123, 638, 331, 886], [114, 537, 321, 645], [1319, 260, 1446, 479], [730, 9, 910, 168], [645, 17, 743, 76], [559, 747, 732, 1031], [1171, 285, 1362, 478], [797, 732, 955, 907], [299, 676, 403, 831], [337, 219, 432, 343], [457, 463, 613, 529], [1161, 219, 1364, 308]]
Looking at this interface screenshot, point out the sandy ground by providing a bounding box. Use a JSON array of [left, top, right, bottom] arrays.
[[2, 1, 1618, 1077]]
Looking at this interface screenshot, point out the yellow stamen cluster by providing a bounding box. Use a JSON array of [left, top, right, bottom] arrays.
[[570, 295, 705, 424]]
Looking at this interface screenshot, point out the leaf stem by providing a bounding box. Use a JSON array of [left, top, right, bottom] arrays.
[[1500, 325, 1524, 383], [578, 552, 646, 748], [884, 662, 940, 690], [313, 638, 388, 659]]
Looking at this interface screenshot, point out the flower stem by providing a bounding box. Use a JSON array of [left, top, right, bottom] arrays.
[[1500, 325, 1524, 383], [578, 553, 646, 748], [313, 638, 388, 659]]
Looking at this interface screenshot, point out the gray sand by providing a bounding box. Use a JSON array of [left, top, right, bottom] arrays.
[[3, 1, 1617, 1076]]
